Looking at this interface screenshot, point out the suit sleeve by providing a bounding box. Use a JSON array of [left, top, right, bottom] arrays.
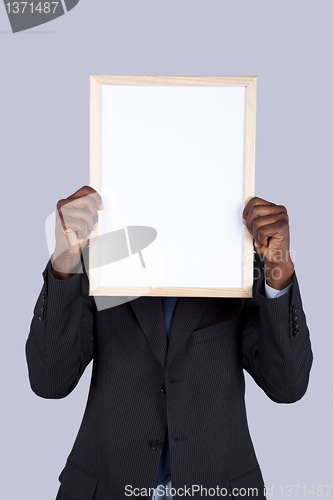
[[25, 249, 95, 399], [239, 252, 313, 404]]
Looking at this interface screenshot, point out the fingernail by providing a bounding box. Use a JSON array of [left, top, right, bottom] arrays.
[[242, 217, 246, 225], [254, 241, 260, 247], [248, 232, 253, 238], [93, 223, 98, 230]]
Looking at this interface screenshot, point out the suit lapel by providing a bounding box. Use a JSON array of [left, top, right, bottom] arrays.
[[129, 296, 211, 368], [166, 297, 211, 368], [129, 296, 168, 367]]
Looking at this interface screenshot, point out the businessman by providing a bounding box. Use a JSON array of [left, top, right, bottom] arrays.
[[26, 186, 313, 500]]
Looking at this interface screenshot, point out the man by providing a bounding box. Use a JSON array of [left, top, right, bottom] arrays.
[[26, 186, 313, 500]]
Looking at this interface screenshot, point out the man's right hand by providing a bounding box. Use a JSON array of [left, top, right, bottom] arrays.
[[51, 186, 104, 279]]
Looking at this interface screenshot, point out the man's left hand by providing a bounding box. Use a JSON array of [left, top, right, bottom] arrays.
[[242, 197, 295, 290]]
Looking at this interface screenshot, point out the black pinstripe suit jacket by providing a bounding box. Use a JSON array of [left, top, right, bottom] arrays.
[[26, 251, 313, 500]]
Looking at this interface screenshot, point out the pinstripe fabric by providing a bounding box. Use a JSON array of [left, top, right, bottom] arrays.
[[153, 297, 178, 488], [26, 251, 313, 500]]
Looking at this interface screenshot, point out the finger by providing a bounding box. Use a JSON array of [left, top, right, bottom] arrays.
[[58, 195, 99, 226], [242, 196, 276, 221], [246, 205, 288, 240], [54, 210, 80, 252], [69, 185, 104, 210], [58, 212, 90, 240], [253, 216, 289, 248], [65, 229, 81, 248], [59, 206, 95, 237]]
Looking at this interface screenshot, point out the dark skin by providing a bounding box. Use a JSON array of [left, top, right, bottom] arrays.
[[52, 187, 294, 290], [51, 186, 103, 280], [242, 196, 294, 290]]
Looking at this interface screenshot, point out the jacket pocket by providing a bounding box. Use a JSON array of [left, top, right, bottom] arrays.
[[58, 460, 99, 500], [188, 319, 235, 345], [229, 465, 266, 499]]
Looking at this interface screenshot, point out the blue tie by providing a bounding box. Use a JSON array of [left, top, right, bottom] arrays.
[[154, 297, 178, 488]]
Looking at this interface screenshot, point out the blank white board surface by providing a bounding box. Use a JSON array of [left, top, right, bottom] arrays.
[[89, 76, 256, 297]]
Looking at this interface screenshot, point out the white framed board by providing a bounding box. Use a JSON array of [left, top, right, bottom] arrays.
[[88, 75, 256, 297]]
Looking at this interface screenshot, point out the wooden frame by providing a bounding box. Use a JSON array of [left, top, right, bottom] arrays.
[[89, 75, 257, 298]]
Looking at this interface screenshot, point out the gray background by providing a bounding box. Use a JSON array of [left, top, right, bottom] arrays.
[[1, 1, 332, 499]]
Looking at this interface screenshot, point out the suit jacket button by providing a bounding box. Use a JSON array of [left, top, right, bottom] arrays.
[[160, 383, 166, 394], [292, 313, 298, 322], [293, 328, 299, 336], [293, 322, 299, 329], [292, 306, 297, 314], [149, 440, 163, 450], [38, 315, 43, 322]]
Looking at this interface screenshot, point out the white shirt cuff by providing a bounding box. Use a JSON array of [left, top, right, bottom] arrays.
[[264, 280, 292, 299]]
